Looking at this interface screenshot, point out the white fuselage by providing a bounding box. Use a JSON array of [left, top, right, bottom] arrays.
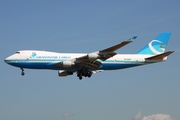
[[4, 50, 163, 71]]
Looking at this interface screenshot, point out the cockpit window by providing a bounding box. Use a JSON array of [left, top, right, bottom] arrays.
[[16, 52, 20, 54]]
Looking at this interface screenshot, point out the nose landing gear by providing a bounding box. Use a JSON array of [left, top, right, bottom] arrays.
[[21, 68, 25, 76]]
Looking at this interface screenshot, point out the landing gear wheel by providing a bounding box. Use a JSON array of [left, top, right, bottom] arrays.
[[21, 71, 25, 76], [21, 68, 25, 76], [79, 76, 82, 80], [87, 71, 92, 78], [77, 72, 83, 80]]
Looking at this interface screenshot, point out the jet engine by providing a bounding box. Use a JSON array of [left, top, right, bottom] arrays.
[[88, 53, 98, 60], [62, 61, 74, 68], [58, 70, 73, 76]]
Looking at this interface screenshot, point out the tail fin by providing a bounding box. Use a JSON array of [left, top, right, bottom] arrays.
[[137, 32, 172, 55]]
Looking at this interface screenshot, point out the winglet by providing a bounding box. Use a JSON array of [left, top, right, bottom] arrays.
[[128, 36, 137, 42]]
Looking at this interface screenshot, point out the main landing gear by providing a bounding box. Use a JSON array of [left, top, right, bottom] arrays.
[[77, 70, 92, 80], [21, 68, 25, 76]]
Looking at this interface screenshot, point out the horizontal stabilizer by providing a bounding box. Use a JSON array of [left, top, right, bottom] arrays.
[[145, 51, 174, 61]]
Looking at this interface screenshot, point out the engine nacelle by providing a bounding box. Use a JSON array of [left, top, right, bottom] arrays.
[[88, 53, 98, 60], [62, 61, 74, 68], [58, 70, 73, 76]]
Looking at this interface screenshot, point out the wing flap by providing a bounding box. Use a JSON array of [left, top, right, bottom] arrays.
[[82, 61, 102, 70]]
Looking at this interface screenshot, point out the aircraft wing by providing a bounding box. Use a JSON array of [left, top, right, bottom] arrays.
[[73, 36, 137, 69], [55, 36, 136, 70], [76, 36, 137, 61]]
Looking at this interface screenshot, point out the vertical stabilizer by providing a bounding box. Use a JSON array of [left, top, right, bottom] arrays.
[[137, 32, 171, 55]]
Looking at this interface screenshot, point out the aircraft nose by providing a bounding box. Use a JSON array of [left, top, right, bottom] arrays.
[[4, 56, 13, 65], [4, 57, 9, 64]]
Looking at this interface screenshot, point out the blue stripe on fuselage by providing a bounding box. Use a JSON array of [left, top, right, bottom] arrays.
[[5, 59, 146, 70], [99, 63, 144, 70]]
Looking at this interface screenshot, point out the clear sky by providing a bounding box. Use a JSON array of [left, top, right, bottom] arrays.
[[0, 1, 180, 120]]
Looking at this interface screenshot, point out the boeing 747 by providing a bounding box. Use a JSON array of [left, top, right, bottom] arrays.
[[4, 32, 174, 80]]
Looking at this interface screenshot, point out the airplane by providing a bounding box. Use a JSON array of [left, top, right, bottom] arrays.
[[4, 32, 174, 80]]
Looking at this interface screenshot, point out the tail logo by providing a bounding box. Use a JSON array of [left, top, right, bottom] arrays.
[[148, 40, 164, 54]]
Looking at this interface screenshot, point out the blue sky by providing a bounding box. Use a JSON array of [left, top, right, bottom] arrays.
[[0, 1, 180, 120]]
